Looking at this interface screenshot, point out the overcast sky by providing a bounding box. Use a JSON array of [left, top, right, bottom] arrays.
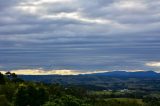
[[0, 0, 160, 74]]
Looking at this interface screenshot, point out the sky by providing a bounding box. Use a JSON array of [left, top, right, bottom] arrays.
[[0, 0, 160, 75]]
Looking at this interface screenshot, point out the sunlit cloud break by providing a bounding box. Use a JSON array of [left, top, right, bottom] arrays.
[[0, 69, 109, 75], [0, 69, 149, 75], [146, 62, 160, 67]]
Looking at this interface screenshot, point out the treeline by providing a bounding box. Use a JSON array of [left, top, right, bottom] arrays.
[[0, 72, 160, 106]]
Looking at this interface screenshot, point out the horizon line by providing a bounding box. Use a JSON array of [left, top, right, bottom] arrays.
[[0, 69, 158, 75]]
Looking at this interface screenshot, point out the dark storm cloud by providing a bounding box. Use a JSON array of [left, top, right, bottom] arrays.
[[0, 0, 160, 73]]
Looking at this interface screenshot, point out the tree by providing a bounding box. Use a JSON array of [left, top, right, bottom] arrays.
[[14, 85, 29, 106], [5, 72, 11, 78], [48, 84, 65, 99], [0, 95, 12, 106], [143, 96, 160, 106], [65, 86, 87, 98], [0, 72, 5, 84], [0, 83, 16, 102], [14, 85, 48, 106], [5, 72, 23, 83], [43, 95, 91, 106], [37, 87, 49, 106]]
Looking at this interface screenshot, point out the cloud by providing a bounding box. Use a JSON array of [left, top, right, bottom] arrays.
[[146, 62, 160, 67], [0, 0, 160, 72], [113, 0, 147, 11]]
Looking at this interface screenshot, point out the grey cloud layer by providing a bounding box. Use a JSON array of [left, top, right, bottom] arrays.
[[0, 0, 160, 72]]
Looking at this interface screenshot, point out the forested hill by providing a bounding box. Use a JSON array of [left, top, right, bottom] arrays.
[[19, 71, 160, 84], [18, 71, 160, 91], [90, 71, 159, 77], [1, 72, 160, 106]]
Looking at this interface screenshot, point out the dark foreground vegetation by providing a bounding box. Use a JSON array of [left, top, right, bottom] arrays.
[[1, 72, 160, 106]]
